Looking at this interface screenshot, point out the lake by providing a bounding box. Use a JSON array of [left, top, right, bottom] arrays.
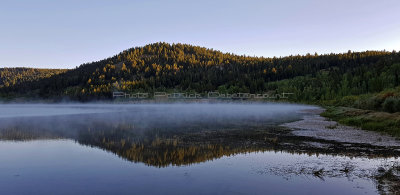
[[0, 103, 398, 194]]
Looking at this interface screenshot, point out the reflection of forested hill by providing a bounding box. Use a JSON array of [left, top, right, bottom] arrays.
[[0, 112, 399, 167], [76, 126, 400, 167], [0, 127, 62, 141], [77, 126, 284, 167]]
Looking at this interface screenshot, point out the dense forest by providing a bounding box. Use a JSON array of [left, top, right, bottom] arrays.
[[1, 42, 400, 112], [0, 68, 66, 88]]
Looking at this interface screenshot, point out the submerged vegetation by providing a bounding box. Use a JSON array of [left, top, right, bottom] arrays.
[[375, 165, 400, 194]]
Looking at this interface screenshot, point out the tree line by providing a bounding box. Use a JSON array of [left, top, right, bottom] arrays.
[[1, 42, 399, 110], [0, 68, 66, 88]]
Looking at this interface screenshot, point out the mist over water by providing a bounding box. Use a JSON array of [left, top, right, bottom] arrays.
[[0, 103, 315, 134], [0, 103, 395, 194], [0, 102, 313, 118]]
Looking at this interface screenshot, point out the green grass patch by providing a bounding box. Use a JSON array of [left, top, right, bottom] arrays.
[[322, 106, 400, 138]]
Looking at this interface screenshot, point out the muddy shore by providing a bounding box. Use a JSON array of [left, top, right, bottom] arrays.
[[280, 107, 400, 194], [281, 108, 400, 148]]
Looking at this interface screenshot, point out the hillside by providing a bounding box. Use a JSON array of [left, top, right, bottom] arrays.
[[1, 42, 400, 104], [0, 67, 66, 88]]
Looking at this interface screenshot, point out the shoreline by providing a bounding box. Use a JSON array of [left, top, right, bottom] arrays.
[[281, 107, 400, 194], [281, 107, 400, 148]]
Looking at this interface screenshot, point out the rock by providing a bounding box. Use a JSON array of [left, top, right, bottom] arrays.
[[378, 167, 386, 173]]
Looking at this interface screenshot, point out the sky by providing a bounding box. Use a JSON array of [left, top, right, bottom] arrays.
[[0, 0, 399, 69]]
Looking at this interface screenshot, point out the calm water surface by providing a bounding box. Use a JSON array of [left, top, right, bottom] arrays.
[[0, 103, 397, 194]]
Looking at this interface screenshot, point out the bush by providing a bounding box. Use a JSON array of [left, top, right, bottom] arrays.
[[395, 98, 400, 112], [382, 97, 400, 113], [339, 96, 359, 107], [364, 96, 384, 110]]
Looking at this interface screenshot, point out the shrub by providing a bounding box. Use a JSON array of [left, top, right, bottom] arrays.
[[382, 97, 399, 113], [395, 98, 400, 113], [339, 96, 359, 107], [364, 96, 384, 110]]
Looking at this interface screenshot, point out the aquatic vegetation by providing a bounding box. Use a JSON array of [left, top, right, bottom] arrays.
[[375, 164, 400, 194]]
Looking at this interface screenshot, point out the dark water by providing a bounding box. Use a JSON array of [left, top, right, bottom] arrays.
[[0, 103, 397, 195]]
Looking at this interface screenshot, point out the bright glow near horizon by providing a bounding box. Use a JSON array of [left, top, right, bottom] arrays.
[[0, 0, 399, 69]]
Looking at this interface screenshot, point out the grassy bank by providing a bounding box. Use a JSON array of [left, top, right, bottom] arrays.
[[321, 106, 400, 138]]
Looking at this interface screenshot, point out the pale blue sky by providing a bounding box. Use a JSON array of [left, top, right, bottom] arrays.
[[1, 0, 399, 69]]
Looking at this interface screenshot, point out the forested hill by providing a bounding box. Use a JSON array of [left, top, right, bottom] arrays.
[[0, 68, 66, 88], [0, 42, 400, 104]]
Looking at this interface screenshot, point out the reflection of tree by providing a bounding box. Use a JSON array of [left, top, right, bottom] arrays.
[[0, 126, 62, 141], [77, 126, 282, 167], [0, 116, 399, 167]]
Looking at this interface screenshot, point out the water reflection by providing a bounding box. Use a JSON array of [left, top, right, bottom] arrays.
[[0, 140, 386, 195], [1, 103, 399, 194], [0, 104, 399, 168]]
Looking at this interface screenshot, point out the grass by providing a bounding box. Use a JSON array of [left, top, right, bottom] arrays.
[[321, 106, 400, 138]]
